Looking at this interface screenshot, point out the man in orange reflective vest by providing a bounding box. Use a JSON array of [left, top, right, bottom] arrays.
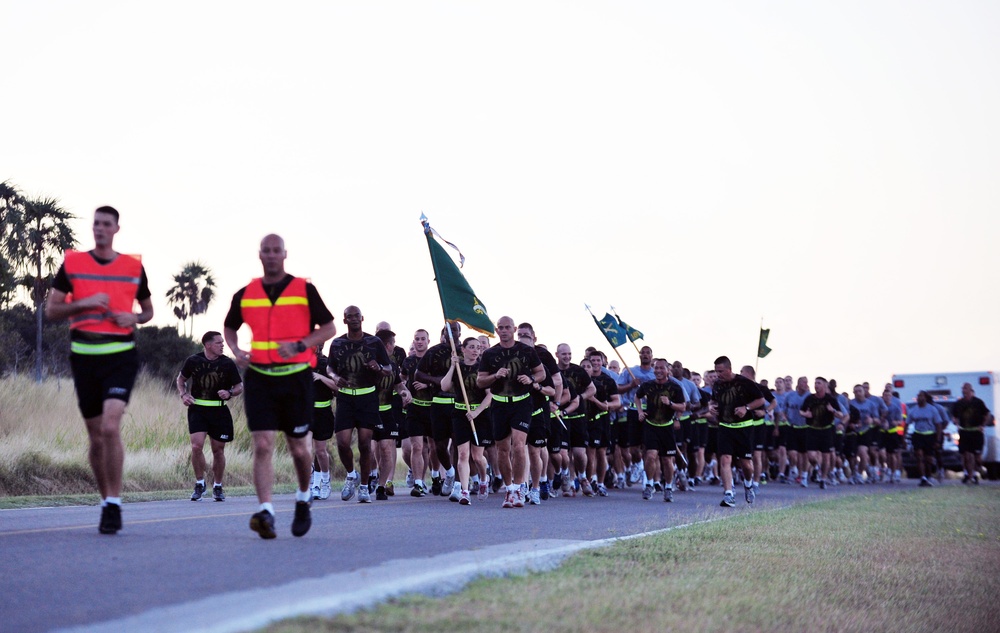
[[45, 206, 155, 535], [224, 234, 336, 539]]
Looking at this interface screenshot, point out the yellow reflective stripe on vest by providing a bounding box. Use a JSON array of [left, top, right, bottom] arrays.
[[249, 363, 310, 376], [70, 340, 136, 355], [192, 399, 224, 407], [314, 400, 333, 409], [240, 296, 310, 308], [339, 386, 376, 396]]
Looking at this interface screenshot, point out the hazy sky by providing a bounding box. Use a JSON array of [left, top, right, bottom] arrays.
[[3, 1, 998, 391]]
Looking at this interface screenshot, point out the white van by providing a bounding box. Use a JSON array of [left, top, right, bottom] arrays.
[[890, 371, 999, 479]]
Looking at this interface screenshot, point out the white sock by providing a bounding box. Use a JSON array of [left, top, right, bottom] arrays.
[[415, 479, 424, 487], [431, 469, 440, 478], [196, 479, 205, 486], [105, 497, 121, 506], [321, 471, 330, 483], [295, 489, 311, 502], [260, 502, 274, 514], [347, 470, 357, 480], [446, 467, 455, 477], [213, 482, 222, 488]]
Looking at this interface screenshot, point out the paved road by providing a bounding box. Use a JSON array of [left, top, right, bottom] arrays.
[[1, 478, 931, 633]]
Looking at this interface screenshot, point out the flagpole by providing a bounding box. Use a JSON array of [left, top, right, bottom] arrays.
[[422, 215, 479, 445], [585, 304, 633, 382], [755, 316, 762, 376]]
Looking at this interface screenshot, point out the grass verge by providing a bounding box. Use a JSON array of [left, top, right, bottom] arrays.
[[266, 487, 1000, 633]]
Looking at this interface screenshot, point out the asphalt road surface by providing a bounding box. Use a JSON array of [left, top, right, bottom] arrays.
[[2, 477, 936, 633]]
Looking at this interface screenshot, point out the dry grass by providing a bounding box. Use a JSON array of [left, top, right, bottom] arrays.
[[0, 373, 356, 498], [268, 488, 1000, 633]]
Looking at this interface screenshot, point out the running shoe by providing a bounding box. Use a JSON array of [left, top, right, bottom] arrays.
[[311, 482, 321, 500], [290, 501, 311, 537], [431, 476, 444, 496], [442, 473, 456, 497], [99, 503, 122, 535], [191, 482, 206, 501], [376, 485, 388, 500], [819, 480, 826, 490], [720, 492, 736, 508], [973, 475, 981, 485], [653, 481, 663, 493], [449, 485, 462, 503], [919, 477, 933, 487], [493, 475, 505, 495], [368, 477, 377, 494], [357, 485, 371, 503], [603, 469, 616, 489], [539, 481, 551, 500], [459, 490, 471, 505], [405, 469, 414, 488], [708, 476, 720, 486], [410, 482, 427, 497], [213, 485, 226, 502], [581, 479, 594, 497], [778, 473, 787, 484], [318, 480, 331, 500], [663, 487, 673, 503], [745, 484, 755, 504], [513, 488, 525, 508], [597, 483, 608, 497], [478, 482, 489, 500], [630, 462, 642, 485], [529, 489, 541, 505], [561, 476, 573, 497], [341, 474, 359, 501], [502, 490, 514, 508], [552, 472, 563, 492], [962, 473, 971, 484], [385, 481, 395, 496], [249, 509, 276, 539], [617, 474, 626, 489], [642, 485, 653, 500]]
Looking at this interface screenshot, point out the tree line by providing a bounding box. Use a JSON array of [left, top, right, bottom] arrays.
[[1, 180, 218, 383]]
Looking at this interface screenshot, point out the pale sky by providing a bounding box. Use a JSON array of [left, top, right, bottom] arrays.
[[3, 1, 999, 391]]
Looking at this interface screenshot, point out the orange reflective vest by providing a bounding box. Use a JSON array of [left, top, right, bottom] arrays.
[[64, 250, 142, 336], [240, 277, 316, 367]]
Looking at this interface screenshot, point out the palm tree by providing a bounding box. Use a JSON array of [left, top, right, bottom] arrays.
[[166, 261, 216, 338], [19, 196, 77, 382], [0, 181, 25, 310]]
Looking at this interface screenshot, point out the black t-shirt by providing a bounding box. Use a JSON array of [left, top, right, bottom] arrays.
[[801, 393, 840, 429], [376, 360, 402, 407], [180, 352, 241, 400], [223, 274, 333, 331], [478, 341, 542, 398], [391, 346, 407, 367], [751, 381, 776, 421], [711, 375, 763, 425], [327, 332, 392, 389], [417, 342, 458, 397], [560, 364, 593, 408], [457, 360, 488, 406], [636, 380, 684, 426], [401, 354, 432, 402], [52, 253, 152, 343], [313, 354, 335, 403], [588, 373, 618, 419], [953, 397, 989, 429]]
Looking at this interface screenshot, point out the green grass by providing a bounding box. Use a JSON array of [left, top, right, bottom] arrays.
[[265, 487, 1000, 633]]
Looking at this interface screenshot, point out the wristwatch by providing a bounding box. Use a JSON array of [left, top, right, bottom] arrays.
[[294, 340, 307, 354]]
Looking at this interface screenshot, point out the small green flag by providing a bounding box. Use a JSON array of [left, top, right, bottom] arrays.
[[594, 312, 629, 348], [758, 328, 772, 358], [423, 222, 495, 336], [614, 314, 644, 342]]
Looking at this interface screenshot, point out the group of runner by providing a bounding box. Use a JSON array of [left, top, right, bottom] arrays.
[[50, 213, 993, 538]]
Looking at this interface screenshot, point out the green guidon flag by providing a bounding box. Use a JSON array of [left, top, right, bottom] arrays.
[[758, 327, 772, 358], [594, 312, 629, 348], [423, 223, 495, 336]]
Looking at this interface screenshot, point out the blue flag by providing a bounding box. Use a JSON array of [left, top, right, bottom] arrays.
[[593, 312, 629, 348]]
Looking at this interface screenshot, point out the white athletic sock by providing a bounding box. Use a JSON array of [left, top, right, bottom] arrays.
[[431, 469, 440, 478], [724, 489, 733, 496], [415, 479, 424, 487], [195, 479, 205, 486], [744, 480, 753, 488], [213, 482, 222, 488], [665, 484, 673, 490], [540, 476, 548, 483], [446, 467, 455, 477], [507, 484, 518, 493], [105, 497, 121, 506], [259, 502, 274, 514], [347, 470, 358, 480], [321, 471, 330, 483], [295, 489, 311, 502]]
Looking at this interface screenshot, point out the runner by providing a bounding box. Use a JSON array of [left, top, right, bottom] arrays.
[[555, 343, 595, 496], [585, 352, 621, 496], [309, 343, 337, 500], [636, 359, 686, 502], [477, 316, 545, 508], [45, 206, 154, 534], [327, 305, 393, 503], [799, 377, 845, 490], [709, 356, 765, 507], [416, 324, 462, 497], [908, 391, 941, 486], [617, 346, 655, 487], [176, 331, 243, 502], [518, 324, 560, 504], [952, 382, 990, 484], [441, 337, 494, 504], [373, 329, 411, 499], [783, 377, 810, 486], [880, 389, 905, 483], [850, 384, 880, 484], [740, 365, 775, 494], [223, 233, 336, 539], [401, 329, 433, 496]]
